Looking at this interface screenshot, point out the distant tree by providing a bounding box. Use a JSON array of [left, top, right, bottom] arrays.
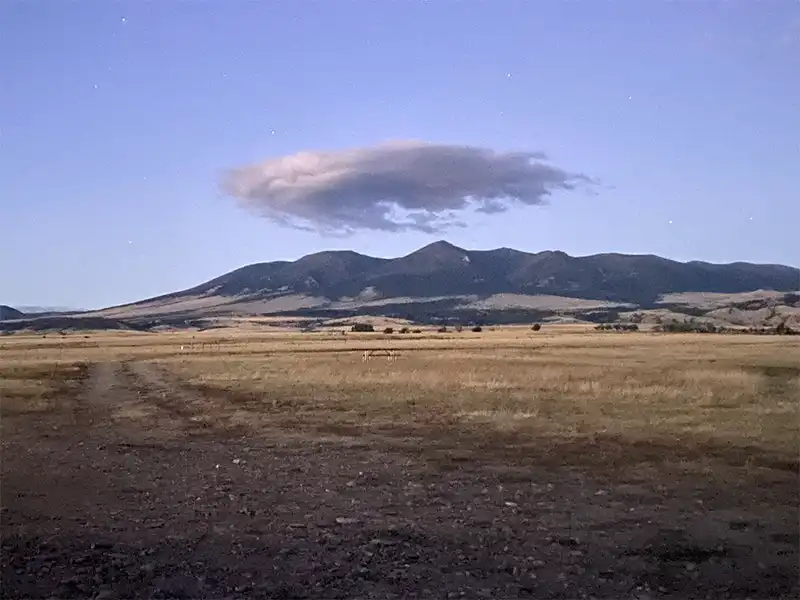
[[471, 326, 483, 333], [383, 327, 394, 334], [437, 326, 448, 333], [351, 323, 374, 333], [412, 329, 422, 334], [531, 323, 542, 332], [782, 293, 800, 307], [399, 327, 410, 334]]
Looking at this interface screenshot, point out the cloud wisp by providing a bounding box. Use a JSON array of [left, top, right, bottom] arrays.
[[221, 140, 595, 234]]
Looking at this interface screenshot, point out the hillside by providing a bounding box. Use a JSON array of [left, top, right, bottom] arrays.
[[114, 241, 799, 305], [0, 305, 24, 320], [72, 241, 799, 328]]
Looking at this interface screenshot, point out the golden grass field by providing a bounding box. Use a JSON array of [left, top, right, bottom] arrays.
[[2, 325, 799, 598], [3, 326, 798, 467]]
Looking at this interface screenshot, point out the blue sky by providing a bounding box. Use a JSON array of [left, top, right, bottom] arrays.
[[2, 0, 798, 309]]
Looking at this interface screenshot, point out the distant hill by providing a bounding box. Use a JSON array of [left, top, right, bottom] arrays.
[[0, 315, 145, 333], [74, 241, 799, 328], [14, 305, 79, 314], [0, 305, 24, 320]]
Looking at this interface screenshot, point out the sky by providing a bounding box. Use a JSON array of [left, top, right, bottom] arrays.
[[2, 0, 798, 309]]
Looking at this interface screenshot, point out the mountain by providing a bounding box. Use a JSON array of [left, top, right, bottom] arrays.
[[155, 241, 798, 303], [0, 305, 25, 320], [14, 305, 79, 314], [81, 241, 798, 327]]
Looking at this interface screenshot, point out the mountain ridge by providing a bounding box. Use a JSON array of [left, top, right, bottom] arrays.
[[94, 241, 798, 316]]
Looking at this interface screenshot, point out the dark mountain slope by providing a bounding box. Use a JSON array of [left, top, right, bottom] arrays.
[[108, 242, 800, 310], [0, 305, 24, 320]]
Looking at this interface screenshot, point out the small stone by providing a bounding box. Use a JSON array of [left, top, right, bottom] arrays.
[[504, 501, 518, 507], [684, 561, 697, 571], [530, 559, 546, 568], [335, 517, 359, 525]]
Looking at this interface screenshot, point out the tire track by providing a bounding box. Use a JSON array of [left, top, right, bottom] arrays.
[[69, 361, 122, 433], [123, 361, 243, 438], [75, 361, 220, 443]]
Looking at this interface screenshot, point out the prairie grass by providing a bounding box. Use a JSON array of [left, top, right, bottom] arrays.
[[1, 328, 798, 471], [145, 333, 800, 466], [0, 362, 89, 414]]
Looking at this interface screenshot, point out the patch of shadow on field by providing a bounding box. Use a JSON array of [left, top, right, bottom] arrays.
[[743, 365, 800, 379], [420, 429, 799, 488], [746, 364, 800, 396]]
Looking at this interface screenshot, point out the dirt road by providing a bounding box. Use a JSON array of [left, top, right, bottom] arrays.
[[2, 360, 797, 599]]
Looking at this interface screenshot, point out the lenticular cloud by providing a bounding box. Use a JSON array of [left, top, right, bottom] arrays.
[[221, 140, 594, 234]]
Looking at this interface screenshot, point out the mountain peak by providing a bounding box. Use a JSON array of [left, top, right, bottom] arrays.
[[407, 240, 466, 257]]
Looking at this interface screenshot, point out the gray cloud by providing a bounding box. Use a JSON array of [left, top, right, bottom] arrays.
[[221, 140, 595, 234]]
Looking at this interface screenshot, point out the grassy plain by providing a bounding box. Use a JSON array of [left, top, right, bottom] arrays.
[[2, 325, 798, 598], [3, 326, 798, 466]]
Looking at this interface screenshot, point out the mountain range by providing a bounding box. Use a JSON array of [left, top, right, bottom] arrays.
[[3, 241, 798, 330], [183, 241, 796, 302]]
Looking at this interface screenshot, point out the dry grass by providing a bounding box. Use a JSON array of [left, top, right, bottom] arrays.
[[0, 362, 89, 414], [162, 341, 796, 450], [2, 328, 798, 472]]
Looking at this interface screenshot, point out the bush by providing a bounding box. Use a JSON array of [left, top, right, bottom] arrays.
[[437, 326, 448, 333], [383, 327, 394, 334], [655, 321, 728, 334], [775, 322, 798, 335], [412, 329, 422, 334], [531, 323, 542, 331], [783, 293, 800, 307], [471, 326, 483, 333], [351, 323, 374, 332], [399, 327, 410, 334], [596, 323, 638, 332]]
